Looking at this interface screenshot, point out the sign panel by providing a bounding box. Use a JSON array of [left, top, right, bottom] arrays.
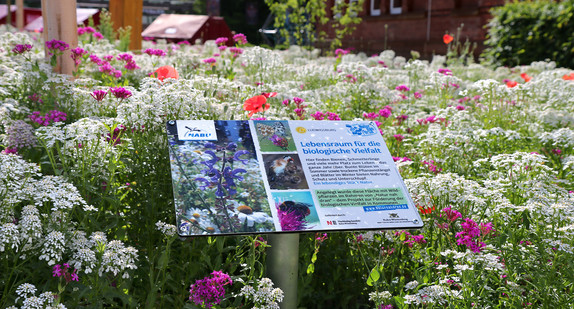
[[166, 120, 423, 236]]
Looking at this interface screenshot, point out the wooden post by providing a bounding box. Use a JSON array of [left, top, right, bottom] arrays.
[[6, 0, 11, 26], [109, 0, 143, 51], [41, 0, 78, 75], [16, 0, 24, 30]]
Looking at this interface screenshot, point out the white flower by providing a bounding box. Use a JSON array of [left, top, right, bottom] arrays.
[[39, 231, 65, 265], [156, 220, 177, 237]]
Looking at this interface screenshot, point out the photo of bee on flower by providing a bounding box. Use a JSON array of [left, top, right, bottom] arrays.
[[263, 153, 309, 190], [254, 120, 297, 152], [272, 191, 320, 231]]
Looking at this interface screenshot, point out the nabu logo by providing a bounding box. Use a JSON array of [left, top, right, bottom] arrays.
[[184, 126, 212, 138]]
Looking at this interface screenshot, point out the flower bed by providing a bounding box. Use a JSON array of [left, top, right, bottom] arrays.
[[0, 28, 573, 308]]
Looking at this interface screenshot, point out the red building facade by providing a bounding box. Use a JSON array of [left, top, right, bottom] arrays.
[[321, 0, 505, 57]]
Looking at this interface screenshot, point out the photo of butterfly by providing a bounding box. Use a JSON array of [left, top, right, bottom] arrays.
[[256, 122, 286, 138], [254, 120, 297, 152]]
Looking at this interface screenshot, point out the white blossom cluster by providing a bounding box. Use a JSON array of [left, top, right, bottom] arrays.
[[11, 283, 66, 309], [99, 240, 138, 278], [155, 220, 177, 237], [238, 277, 284, 309], [403, 284, 463, 305]]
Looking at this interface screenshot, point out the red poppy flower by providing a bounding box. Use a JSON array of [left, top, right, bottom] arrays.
[[417, 205, 435, 215], [563, 73, 574, 80], [243, 95, 269, 117], [506, 80, 518, 88], [153, 65, 179, 82], [520, 73, 532, 82], [443, 34, 454, 44]]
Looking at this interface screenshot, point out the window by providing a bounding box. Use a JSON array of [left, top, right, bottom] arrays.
[[370, 0, 381, 16], [390, 0, 402, 15]]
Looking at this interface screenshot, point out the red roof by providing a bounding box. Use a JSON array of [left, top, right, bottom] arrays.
[[141, 14, 233, 44]]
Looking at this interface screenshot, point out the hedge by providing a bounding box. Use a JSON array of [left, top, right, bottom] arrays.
[[482, 0, 574, 68]]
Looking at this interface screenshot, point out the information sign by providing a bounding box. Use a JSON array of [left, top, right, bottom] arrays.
[[166, 120, 423, 236]]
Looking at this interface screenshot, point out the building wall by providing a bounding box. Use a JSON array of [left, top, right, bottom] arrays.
[[319, 0, 504, 58]]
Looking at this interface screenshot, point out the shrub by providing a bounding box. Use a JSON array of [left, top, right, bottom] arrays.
[[483, 0, 574, 69]]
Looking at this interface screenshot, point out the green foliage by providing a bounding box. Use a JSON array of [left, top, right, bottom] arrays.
[[483, 0, 574, 68], [117, 26, 132, 52], [98, 9, 116, 43], [264, 0, 364, 50]]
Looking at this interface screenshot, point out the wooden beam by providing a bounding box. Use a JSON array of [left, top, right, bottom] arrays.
[[41, 0, 78, 75], [16, 0, 24, 30], [109, 0, 143, 51]]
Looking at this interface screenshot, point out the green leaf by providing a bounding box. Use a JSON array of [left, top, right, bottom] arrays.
[[366, 267, 380, 286], [307, 263, 315, 274]]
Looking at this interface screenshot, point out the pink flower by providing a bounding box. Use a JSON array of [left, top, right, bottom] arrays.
[[233, 33, 248, 45], [45, 39, 69, 55], [311, 111, 325, 120], [12, 44, 33, 54], [379, 108, 392, 118], [215, 37, 228, 45], [109, 87, 132, 100], [144, 48, 167, 57], [395, 85, 410, 92], [335, 48, 349, 57], [91, 90, 108, 101]]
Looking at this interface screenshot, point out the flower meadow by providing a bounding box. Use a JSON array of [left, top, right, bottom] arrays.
[[0, 26, 573, 308]]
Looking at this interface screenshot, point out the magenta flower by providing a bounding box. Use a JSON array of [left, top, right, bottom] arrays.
[[91, 90, 108, 101], [29, 110, 67, 126], [109, 87, 132, 100], [1, 147, 18, 155], [393, 134, 404, 142], [189, 271, 232, 309], [52, 264, 79, 283], [363, 112, 379, 120], [269, 134, 289, 149], [233, 33, 248, 45], [438, 68, 452, 75], [89, 54, 104, 65], [455, 218, 494, 253], [45, 39, 69, 55], [277, 203, 308, 231], [414, 91, 422, 99], [215, 37, 228, 45], [311, 111, 325, 120], [143, 48, 167, 57], [70, 47, 88, 66], [203, 58, 217, 64], [326, 112, 341, 121], [12, 44, 33, 54], [395, 84, 410, 92], [335, 48, 349, 57], [229, 47, 243, 55], [441, 207, 462, 222], [379, 108, 392, 118], [93, 32, 104, 40]]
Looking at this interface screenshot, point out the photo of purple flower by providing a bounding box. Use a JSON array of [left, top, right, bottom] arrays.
[[168, 121, 274, 235]]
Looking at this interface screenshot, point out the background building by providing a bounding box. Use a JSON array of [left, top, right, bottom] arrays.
[[320, 0, 505, 57]]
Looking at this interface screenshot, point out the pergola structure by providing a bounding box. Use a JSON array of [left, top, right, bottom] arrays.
[[33, 0, 143, 74]]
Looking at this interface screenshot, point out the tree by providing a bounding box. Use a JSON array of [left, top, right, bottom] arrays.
[[264, 0, 364, 50]]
